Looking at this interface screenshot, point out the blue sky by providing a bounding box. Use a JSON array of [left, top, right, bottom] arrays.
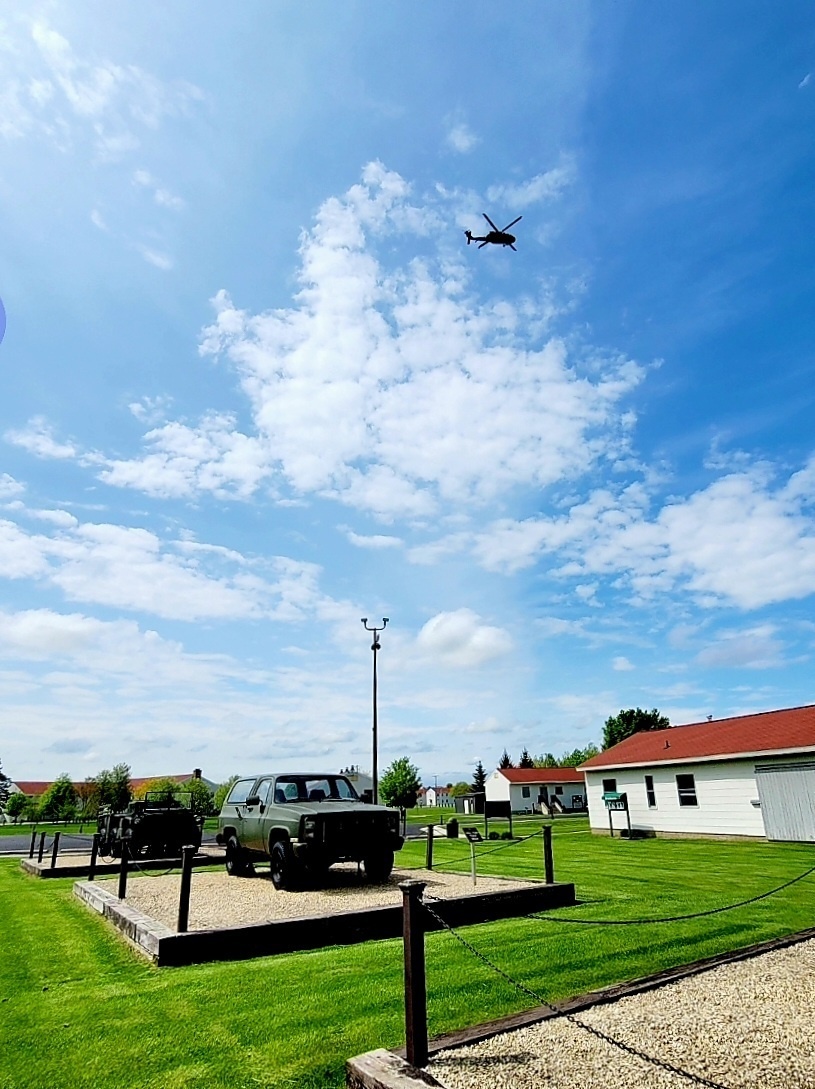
[[1, 2, 814, 788]]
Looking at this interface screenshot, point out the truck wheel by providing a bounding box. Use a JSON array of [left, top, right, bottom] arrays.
[[270, 841, 299, 891], [363, 849, 394, 883], [225, 835, 252, 877]]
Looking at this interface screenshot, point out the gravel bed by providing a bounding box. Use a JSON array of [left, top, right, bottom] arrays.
[[96, 865, 536, 931], [429, 937, 815, 1089]]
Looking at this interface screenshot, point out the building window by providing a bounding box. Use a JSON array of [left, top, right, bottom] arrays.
[[644, 775, 656, 808], [522, 786, 530, 798], [555, 786, 564, 795], [676, 774, 698, 807], [602, 778, 617, 794]]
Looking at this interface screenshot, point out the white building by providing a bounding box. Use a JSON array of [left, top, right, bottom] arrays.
[[580, 704, 815, 842], [424, 785, 454, 808], [486, 767, 586, 814]]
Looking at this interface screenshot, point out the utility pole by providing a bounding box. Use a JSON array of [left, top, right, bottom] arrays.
[[361, 617, 388, 805]]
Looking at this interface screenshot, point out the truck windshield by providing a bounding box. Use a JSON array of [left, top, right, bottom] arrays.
[[275, 776, 359, 802]]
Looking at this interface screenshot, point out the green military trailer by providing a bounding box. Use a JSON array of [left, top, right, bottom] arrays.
[[216, 772, 404, 889], [97, 791, 204, 859]]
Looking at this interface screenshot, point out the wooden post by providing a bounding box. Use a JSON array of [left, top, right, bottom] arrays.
[[425, 825, 434, 871], [608, 806, 614, 838], [177, 845, 195, 932], [117, 843, 129, 900], [37, 831, 46, 863], [470, 839, 477, 886], [626, 805, 632, 838], [543, 824, 554, 884], [400, 880, 428, 1070], [88, 833, 100, 882], [509, 811, 513, 839], [50, 831, 61, 870], [29, 827, 37, 858]]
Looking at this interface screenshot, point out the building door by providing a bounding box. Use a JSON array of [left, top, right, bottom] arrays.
[[755, 763, 815, 842]]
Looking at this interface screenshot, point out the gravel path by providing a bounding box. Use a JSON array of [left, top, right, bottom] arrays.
[[97, 865, 536, 931], [429, 937, 815, 1089]]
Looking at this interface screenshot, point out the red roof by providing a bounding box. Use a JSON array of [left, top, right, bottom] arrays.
[[498, 767, 583, 783], [580, 704, 815, 770]]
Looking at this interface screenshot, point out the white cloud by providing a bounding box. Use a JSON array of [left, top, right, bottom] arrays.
[[416, 608, 512, 668], [0, 18, 203, 158], [612, 656, 635, 671], [695, 625, 786, 670], [799, 73, 812, 89], [486, 157, 576, 211], [133, 168, 185, 210], [5, 417, 78, 459], [343, 528, 403, 549], [446, 121, 479, 153], [0, 474, 24, 500], [136, 244, 173, 270]]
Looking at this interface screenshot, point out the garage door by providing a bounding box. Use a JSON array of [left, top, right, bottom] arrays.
[[755, 763, 815, 842]]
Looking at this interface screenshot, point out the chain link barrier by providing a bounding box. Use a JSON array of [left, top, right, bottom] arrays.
[[421, 897, 732, 1089], [526, 861, 815, 926]]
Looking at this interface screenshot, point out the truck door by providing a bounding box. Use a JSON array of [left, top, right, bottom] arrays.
[[242, 778, 274, 850]]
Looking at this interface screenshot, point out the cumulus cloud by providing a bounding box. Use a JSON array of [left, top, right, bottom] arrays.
[[8, 163, 641, 523], [343, 528, 403, 549], [416, 608, 512, 668]]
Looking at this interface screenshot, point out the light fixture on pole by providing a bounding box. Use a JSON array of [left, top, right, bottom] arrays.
[[361, 617, 388, 805]]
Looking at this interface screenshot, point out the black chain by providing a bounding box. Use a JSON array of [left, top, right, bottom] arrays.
[[527, 862, 815, 926], [421, 898, 732, 1089]]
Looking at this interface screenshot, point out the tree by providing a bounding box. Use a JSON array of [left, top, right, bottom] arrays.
[[379, 757, 422, 809], [498, 749, 514, 769], [5, 792, 27, 823], [518, 748, 534, 769], [38, 774, 78, 822], [471, 760, 487, 793], [0, 758, 10, 811], [603, 708, 669, 751], [93, 764, 132, 811], [213, 776, 239, 813], [75, 778, 100, 820], [449, 781, 471, 797], [559, 743, 601, 767], [185, 777, 214, 818], [533, 753, 559, 768], [134, 776, 183, 803]]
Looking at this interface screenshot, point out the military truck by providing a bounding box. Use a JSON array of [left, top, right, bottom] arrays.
[[216, 772, 404, 889], [97, 791, 204, 859]]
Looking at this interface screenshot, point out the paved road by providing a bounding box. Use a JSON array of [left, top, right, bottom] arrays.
[[0, 829, 220, 855]]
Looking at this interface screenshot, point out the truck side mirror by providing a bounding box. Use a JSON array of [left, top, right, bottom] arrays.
[[245, 795, 260, 807]]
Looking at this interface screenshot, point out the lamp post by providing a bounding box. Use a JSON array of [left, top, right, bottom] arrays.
[[361, 617, 388, 805]]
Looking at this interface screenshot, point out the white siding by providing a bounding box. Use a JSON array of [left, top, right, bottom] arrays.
[[585, 758, 768, 837], [485, 771, 510, 802]]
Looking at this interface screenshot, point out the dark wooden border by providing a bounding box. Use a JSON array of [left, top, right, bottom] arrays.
[[74, 879, 575, 966]]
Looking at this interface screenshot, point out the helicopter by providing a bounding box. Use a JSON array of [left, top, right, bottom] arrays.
[[465, 213, 523, 250]]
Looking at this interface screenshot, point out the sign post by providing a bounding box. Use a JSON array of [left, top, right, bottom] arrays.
[[463, 827, 482, 886], [602, 792, 630, 838]]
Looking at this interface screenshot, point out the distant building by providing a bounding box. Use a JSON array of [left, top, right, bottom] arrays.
[[485, 767, 586, 814], [424, 785, 454, 808], [9, 768, 217, 799], [580, 704, 815, 841], [340, 765, 374, 799]]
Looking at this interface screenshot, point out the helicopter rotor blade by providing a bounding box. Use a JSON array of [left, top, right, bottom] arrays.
[[509, 243, 517, 251], [478, 240, 489, 249], [482, 213, 499, 232], [501, 215, 523, 232]]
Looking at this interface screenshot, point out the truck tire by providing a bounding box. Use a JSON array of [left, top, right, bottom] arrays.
[[270, 840, 299, 891], [225, 835, 253, 877], [363, 848, 394, 883]]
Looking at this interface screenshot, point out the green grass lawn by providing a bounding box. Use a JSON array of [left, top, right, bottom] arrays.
[[1, 825, 813, 1089]]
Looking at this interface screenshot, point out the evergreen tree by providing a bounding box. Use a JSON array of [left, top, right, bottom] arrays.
[[603, 708, 669, 750], [471, 760, 487, 793], [518, 748, 534, 768], [498, 749, 514, 769]]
